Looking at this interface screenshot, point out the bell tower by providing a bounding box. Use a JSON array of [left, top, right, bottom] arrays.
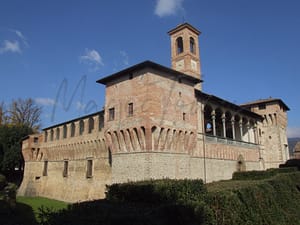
[[168, 23, 202, 85]]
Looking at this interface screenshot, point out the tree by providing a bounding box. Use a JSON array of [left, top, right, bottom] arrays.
[[0, 125, 33, 181], [0, 102, 9, 126], [9, 98, 42, 131]]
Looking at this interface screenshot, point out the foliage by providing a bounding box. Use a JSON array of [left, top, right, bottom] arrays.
[[4, 98, 42, 131], [0, 124, 33, 179], [207, 172, 300, 225], [232, 167, 297, 180], [106, 178, 207, 204]]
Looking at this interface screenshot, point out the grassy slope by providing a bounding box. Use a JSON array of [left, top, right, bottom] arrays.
[[0, 196, 68, 225]]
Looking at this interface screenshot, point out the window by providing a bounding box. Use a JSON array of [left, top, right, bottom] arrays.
[[190, 37, 195, 53], [43, 161, 48, 176], [259, 104, 266, 110], [86, 159, 93, 178], [70, 123, 75, 137], [98, 113, 104, 131], [63, 125, 67, 139], [44, 131, 48, 142], [33, 137, 39, 143], [88, 117, 94, 133], [56, 128, 60, 140], [63, 161, 68, 177], [128, 103, 133, 117], [176, 37, 183, 54], [183, 112, 186, 121], [50, 130, 54, 141], [109, 108, 115, 121], [79, 120, 84, 135]]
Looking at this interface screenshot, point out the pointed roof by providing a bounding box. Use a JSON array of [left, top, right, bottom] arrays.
[[168, 22, 201, 35]]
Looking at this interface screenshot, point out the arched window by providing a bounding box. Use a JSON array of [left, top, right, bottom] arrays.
[[44, 131, 48, 142], [79, 120, 84, 135], [190, 37, 195, 53], [88, 117, 94, 133], [70, 123, 75, 137], [50, 129, 54, 141], [176, 37, 183, 54], [63, 124, 67, 138], [56, 127, 60, 140], [98, 113, 104, 131]]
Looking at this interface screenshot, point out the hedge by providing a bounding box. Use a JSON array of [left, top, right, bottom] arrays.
[[232, 167, 297, 181]]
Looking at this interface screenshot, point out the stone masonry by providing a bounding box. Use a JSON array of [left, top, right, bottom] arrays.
[[18, 23, 290, 202]]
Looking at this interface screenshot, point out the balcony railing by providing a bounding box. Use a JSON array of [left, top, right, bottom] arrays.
[[204, 135, 259, 149]]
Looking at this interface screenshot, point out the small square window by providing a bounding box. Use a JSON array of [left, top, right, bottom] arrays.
[[258, 104, 266, 110], [109, 108, 115, 121], [128, 103, 133, 117]]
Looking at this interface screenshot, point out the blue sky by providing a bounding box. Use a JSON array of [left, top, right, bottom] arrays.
[[0, 0, 299, 137]]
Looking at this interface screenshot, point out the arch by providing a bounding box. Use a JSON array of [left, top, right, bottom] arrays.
[[79, 120, 84, 135], [56, 127, 60, 140], [50, 129, 54, 141], [215, 108, 223, 137], [176, 37, 184, 54], [98, 113, 104, 131], [88, 117, 94, 133], [237, 155, 246, 172], [190, 37, 195, 53], [63, 124, 67, 139], [225, 111, 233, 139], [204, 104, 213, 135], [70, 122, 75, 137]]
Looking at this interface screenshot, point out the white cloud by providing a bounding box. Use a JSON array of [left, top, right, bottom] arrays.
[[35, 98, 55, 106], [12, 29, 29, 47], [287, 127, 300, 138], [80, 49, 104, 70], [0, 40, 21, 54], [154, 0, 184, 17], [120, 50, 129, 66]]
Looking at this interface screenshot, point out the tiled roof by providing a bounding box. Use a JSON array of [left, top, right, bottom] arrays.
[[241, 98, 289, 111]]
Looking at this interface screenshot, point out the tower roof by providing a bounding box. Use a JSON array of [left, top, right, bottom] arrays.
[[168, 22, 201, 35], [241, 98, 290, 111]]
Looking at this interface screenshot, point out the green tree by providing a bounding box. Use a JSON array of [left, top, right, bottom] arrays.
[[0, 125, 33, 181]]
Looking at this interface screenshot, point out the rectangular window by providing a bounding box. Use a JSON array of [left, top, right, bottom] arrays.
[[128, 103, 133, 117], [86, 159, 93, 178], [258, 104, 266, 110], [109, 108, 115, 121], [33, 137, 39, 143], [63, 161, 68, 177], [183, 112, 186, 121], [43, 161, 48, 176]]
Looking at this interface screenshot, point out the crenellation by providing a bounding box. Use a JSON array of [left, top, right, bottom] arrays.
[[19, 23, 289, 202]]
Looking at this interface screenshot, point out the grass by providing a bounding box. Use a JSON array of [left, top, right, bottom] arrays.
[[0, 196, 68, 225]]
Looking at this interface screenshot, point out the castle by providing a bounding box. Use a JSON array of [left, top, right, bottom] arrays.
[[18, 23, 290, 202]]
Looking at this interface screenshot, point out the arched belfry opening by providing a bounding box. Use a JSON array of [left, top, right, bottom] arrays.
[[168, 23, 202, 86], [176, 37, 184, 54], [190, 37, 195, 53]]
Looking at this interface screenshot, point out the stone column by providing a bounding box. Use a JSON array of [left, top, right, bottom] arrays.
[[222, 113, 226, 138], [231, 116, 236, 140], [211, 110, 216, 136], [239, 119, 243, 142]]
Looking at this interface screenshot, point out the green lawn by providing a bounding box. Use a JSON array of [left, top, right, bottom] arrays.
[[17, 196, 68, 222]]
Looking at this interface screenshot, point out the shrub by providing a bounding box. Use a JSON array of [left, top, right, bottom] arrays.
[[279, 159, 300, 170], [0, 173, 7, 190], [232, 167, 297, 180], [106, 179, 206, 205]]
